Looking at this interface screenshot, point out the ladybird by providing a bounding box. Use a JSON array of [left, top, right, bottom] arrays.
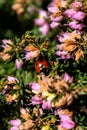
[[35, 59, 49, 73]]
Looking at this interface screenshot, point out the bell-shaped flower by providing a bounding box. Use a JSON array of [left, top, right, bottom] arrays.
[[15, 59, 23, 70], [63, 72, 73, 83], [59, 114, 75, 129], [31, 95, 42, 105]]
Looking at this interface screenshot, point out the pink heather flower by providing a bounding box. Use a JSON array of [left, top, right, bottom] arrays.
[[70, 2, 83, 10], [34, 9, 49, 35], [2, 39, 12, 48], [29, 82, 41, 91], [42, 100, 52, 109], [50, 22, 60, 28], [48, 1, 63, 29], [57, 32, 70, 43], [49, 15, 63, 28], [38, 10, 47, 18], [56, 50, 67, 56], [72, 11, 85, 21], [56, 42, 72, 60], [9, 119, 21, 127], [39, 23, 49, 36], [56, 50, 71, 60], [65, 9, 76, 18], [25, 52, 31, 60], [63, 72, 73, 83], [57, 44, 63, 50], [25, 50, 40, 60], [54, 109, 61, 115], [15, 59, 23, 70], [61, 54, 71, 59], [48, 6, 58, 13], [48, 0, 67, 11], [7, 76, 19, 83], [50, 16, 63, 22], [34, 10, 47, 26], [34, 19, 45, 26], [69, 21, 84, 30], [10, 126, 19, 130], [31, 95, 42, 105], [1, 39, 13, 57], [59, 114, 75, 129]]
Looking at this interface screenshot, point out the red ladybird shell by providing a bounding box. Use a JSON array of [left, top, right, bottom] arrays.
[[35, 59, 49, 73]]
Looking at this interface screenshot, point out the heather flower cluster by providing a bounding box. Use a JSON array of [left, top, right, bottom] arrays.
[[0, 0, 87, 130], [53, 1, 86, 61], [56, 31, 86, 61], [48, 0, 66, 28], [29, 73, 74, 108], [65, 1, 85, 32], [34, 10, 49, 36]]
